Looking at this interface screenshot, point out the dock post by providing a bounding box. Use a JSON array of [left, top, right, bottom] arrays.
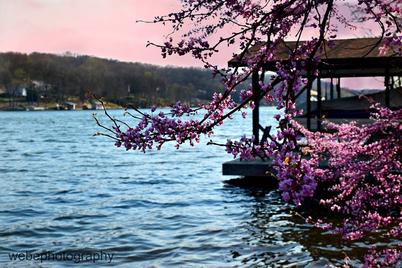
[[330, 77, 334, 100], [385, 68, 390, 108], [306, 76, 312, 131], [317, 77, 322, 131], [336, 77, 341, 99], [252, 70, 260, 143], [391, 76, 395, 92]]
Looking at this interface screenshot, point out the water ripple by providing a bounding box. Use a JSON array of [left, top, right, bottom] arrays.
[[0, 109, 379, 267]]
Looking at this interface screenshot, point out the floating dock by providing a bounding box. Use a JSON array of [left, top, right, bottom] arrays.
[[222, 158, 275, 177]]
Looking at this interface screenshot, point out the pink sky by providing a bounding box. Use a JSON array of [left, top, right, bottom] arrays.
[[0, 0, 202, 66], [0, 0, 385, 89]]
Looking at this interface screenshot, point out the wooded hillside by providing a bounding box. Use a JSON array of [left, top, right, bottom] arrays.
[[0, 52, 224, 107]]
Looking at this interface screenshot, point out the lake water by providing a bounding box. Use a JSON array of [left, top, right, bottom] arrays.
[[0, 107, 371, 267]]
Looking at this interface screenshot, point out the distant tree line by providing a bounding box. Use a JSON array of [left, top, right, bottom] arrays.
[[0, 52, 225, 106]]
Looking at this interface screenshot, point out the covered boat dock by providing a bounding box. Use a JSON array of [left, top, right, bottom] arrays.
[[223, 37, 402, 177]]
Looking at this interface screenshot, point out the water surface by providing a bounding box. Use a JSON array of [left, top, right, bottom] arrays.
[[0, 108, 371, 267]]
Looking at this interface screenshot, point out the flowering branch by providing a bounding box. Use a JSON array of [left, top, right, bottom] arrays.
[[96, 0, 402, 266]]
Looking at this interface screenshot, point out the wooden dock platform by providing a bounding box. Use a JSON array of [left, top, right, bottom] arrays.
[[222, 158, 275, 177]]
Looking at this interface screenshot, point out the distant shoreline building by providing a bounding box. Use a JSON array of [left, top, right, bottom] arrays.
[[64, 102, 76, 110]]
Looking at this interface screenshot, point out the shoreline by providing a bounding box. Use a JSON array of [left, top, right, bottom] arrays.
[[0, 106, 122, 112]]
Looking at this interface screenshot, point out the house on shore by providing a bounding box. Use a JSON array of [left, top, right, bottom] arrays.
[[90, 100, 103, 110], [64, 102, 76, 110], [7, 86, 27, 97]]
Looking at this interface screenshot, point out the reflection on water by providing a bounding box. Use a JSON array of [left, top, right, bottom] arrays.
[[0, 108, 379, 267]]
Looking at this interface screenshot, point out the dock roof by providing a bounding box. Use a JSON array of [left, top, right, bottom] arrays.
[[229, 37, 402, 77]]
